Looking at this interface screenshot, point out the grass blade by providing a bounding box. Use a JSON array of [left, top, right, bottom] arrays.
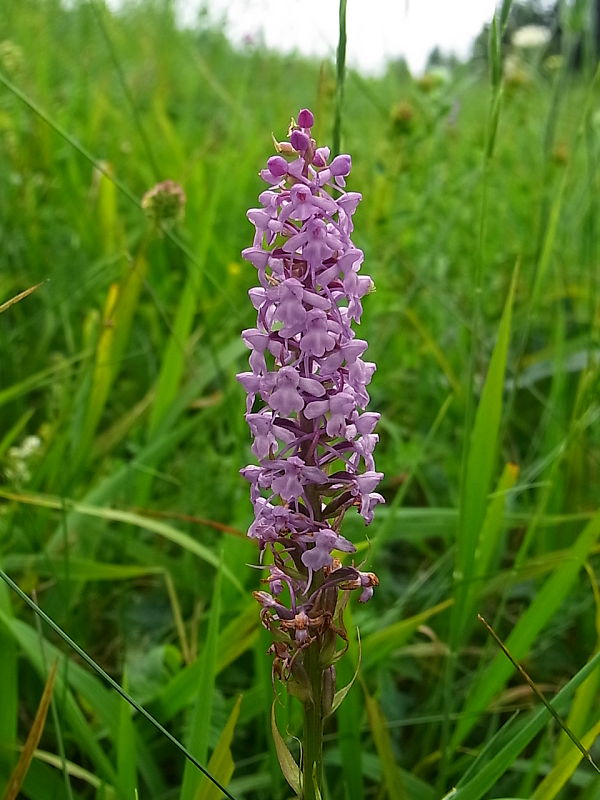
[[196, 695, 242, 800], [116, 668, 137, 800], [0, 573, 17, 791], [73, 248, 148, 463], [362, 599, 452, 670], [459, 463, 519, 642], [332, 0, 347, 155], [364, 688, 407, 800], [0, 611, 118, 786], [555, 563, 600, 762], [1, 660, 57, 800], [452, 264, 518, 649], [335, 607, 363, 800], [478, 614, 599, 773], [180, 561, 223, 800]]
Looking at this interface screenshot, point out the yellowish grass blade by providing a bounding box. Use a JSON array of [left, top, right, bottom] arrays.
[[0, 281, 47, 314], [532, 719, 600, 800], [195, 696, 242, 800], [364, 688, 407, 800], [2, 660, 57, 800]]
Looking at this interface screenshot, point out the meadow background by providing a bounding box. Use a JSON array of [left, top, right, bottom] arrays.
[[1, 1, 600, 798]]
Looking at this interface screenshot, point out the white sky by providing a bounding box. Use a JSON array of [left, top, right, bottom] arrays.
[[186, 0, 500, 74]]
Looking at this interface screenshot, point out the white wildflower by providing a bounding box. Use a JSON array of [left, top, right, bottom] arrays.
[[512, 25, 551, 49], [3, 435, 42, 485], [19, 436, 42, 458]]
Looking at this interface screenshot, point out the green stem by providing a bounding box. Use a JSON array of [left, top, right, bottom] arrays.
[[302, 640, 324, 800], [298, 411, 325, 799], [332, 0, 347, 156]]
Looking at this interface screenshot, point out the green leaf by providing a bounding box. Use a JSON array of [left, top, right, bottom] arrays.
[[195, 695, 242, 800], [270, 703, 301, 797]]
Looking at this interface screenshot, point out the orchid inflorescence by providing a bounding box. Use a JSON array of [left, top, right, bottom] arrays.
[[238, 108, 382, 697]]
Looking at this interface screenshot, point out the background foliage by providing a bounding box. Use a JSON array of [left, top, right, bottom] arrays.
[[0, 1, 599, 798]]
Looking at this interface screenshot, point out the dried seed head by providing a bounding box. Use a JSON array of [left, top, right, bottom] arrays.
[[141, 179, 186, 226]]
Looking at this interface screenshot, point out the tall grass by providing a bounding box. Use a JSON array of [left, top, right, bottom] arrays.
[[0, 0, 599, 798]]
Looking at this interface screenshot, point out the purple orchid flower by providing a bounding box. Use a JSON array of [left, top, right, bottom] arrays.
[[238, 108, 383, 683]]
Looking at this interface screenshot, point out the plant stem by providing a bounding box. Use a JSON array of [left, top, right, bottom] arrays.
[[302, 639, 324, 800], [299, 410, 324, 799], [332, 0, 347, 156]]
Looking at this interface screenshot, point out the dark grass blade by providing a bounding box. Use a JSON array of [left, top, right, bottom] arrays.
[[0, 569, 239, 800]]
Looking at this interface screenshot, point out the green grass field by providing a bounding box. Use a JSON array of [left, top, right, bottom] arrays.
[[1, 1, 599, 798]]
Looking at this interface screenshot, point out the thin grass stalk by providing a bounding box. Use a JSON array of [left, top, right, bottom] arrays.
[[89, 0, 161, 178], [332, 0, 347, 156]]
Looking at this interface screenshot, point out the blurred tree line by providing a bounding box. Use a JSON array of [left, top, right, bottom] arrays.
[[422, 1, 600, 72], [468, 0, 600, 69]]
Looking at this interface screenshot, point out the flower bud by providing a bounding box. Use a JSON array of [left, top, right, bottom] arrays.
[[329, 154, 352, 176], [290, 129, 310, 153], [267, 155, 288, 177], [297, 108, 314, 128]]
